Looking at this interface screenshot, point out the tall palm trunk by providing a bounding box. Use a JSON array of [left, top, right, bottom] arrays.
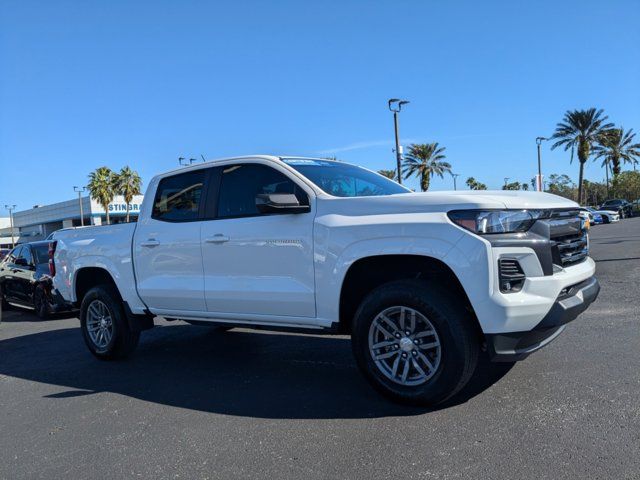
[[126, 202, 130, 223], [104, 204, 111, 225], [421, 173, 430, 192], [577, 140, 590, 204]]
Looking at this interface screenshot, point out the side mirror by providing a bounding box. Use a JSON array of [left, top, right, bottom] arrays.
[[255, 193, 310, 214], [14, 258, 29, 267]]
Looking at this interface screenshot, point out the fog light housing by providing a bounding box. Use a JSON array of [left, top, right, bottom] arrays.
[[498, 258, 525, 293]]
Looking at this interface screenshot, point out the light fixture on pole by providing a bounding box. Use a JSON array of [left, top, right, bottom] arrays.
[[535, 137, 548, 192], [73, 186, 87, 226], [504, 177, 510, 188], [388, 98, 410, 184], [4, 204, 16, 248], [451, 173, 460, 190]]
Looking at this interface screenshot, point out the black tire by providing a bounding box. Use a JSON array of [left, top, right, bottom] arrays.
[[34, 285, 51, 320], [80, 285, 140, 360], [0, 285, 10, 312], [602, 215, 610, 224], [351, 279, 479, 406]]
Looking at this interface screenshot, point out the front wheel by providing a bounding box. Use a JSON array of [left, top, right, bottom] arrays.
[[351, 279, 479, 406], [80, 285, 140, 360], [0, 285, 10, 312]]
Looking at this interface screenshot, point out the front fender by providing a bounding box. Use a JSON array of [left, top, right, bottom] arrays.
[[314, 215, 466, 322]]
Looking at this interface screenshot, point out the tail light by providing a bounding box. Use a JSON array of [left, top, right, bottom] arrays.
[[48, 241, 57, 277]]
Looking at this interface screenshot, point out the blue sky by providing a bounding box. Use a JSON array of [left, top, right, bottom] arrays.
[[1, 0, 639, 208]]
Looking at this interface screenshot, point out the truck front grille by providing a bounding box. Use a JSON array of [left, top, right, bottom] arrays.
[[548, 210, 588, 267]]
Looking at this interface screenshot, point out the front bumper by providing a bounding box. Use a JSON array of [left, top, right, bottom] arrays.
[[486, 276, 600, 361]]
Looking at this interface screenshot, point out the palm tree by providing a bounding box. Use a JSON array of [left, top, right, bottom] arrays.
[[88, 166, 117, 225], [115, 166, 142, 222], [402, 143, 451, 192], [550, 108, 613, 204], [465, 177, 487, 190], [593, 128, 640, 176], [378, 169, 397, 180]]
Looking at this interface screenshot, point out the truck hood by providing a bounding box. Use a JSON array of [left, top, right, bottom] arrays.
[[316, 190, 579, 216]]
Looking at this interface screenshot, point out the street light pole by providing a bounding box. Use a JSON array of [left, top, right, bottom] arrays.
[[451, 173, 460, 191], [74, 186, 87, 226], [504, 177, 510, 187], [4, 204, 16, 248], [388, 98, 410, 184], [536, 137, 548, 192]]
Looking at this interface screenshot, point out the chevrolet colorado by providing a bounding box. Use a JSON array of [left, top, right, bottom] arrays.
[[50, 156, 599, 405]]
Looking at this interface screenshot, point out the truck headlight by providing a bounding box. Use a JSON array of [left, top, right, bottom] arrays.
[[447, 209, 547, 234]]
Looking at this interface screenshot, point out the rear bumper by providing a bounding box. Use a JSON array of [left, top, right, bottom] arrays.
[[486, 276, 600, 362]]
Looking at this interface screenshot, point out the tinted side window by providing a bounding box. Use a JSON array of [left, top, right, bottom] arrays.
[[152, 170, 206, 222], [32, 245, 49, 265], [21, 246, 34, 265], [7, 246, 22, 264], [217, 164, 307, 218]]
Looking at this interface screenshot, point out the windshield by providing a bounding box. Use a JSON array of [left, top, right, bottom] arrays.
[[282, 159, 410, 197], [602, 200, 622, 205]]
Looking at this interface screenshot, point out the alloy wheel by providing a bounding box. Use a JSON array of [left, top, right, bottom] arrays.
[[86, 299, 114, 349], [368, 306, 442, 386]]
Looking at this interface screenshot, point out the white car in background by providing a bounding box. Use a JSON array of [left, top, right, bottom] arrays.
[[586, 207, 619, 224]]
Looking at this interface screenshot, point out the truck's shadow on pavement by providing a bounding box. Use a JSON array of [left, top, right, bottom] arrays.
[[0, 324, 513, 419]]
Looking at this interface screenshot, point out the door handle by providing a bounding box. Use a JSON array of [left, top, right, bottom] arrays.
[[205, 234, 229, 244], [140, 240, 160, 247]]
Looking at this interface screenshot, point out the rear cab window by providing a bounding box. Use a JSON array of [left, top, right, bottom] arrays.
[[152, 170, 207, 222]]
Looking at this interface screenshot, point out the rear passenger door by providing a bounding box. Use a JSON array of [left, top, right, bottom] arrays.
[[133, 169, 210, 313], [13, 245, 35, 304]]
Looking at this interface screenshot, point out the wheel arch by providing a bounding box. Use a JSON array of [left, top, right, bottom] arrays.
[[338, 254, 481, 337], [74, 267, 120, 307]]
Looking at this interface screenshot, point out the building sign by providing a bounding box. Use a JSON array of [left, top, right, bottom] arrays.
[[108, 202, 142, 213], [90, 195, 145, 216]]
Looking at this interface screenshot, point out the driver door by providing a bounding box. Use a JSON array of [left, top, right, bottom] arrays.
[[200, 163, 316, 319]]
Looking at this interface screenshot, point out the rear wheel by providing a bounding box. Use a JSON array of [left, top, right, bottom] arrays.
[[351, 279, 479, 406], [80, 285, 139, 360], [34, 285, 51, 319]]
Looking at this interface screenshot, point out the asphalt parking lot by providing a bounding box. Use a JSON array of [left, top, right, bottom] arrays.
[[1, 219, 639, 480]]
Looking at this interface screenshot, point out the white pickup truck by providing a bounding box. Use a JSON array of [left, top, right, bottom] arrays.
[[51, 156, 599, 405]]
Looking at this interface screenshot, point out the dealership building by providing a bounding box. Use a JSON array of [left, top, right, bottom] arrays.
[[0, 195, 144, 247]]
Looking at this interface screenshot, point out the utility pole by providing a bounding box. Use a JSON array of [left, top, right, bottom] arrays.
[[535, 137, 548, 192], [74, 186, 86, 226], [504, 177, 510, 187], [451, 173, 460, 191], [388, 98, 410, 184], [4, 204, 16, 248]]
